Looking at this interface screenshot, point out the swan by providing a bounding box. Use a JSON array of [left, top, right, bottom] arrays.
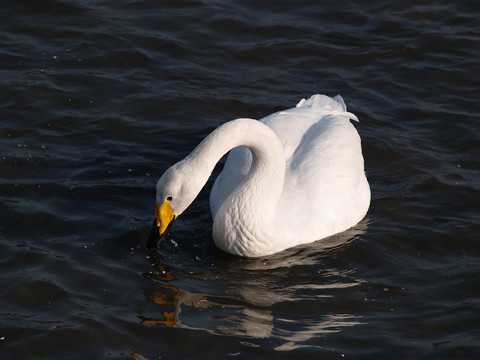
[[147, 94, 370, 257]]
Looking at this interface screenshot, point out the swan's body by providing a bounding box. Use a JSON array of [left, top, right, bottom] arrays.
[[149, 95, 370, 257]]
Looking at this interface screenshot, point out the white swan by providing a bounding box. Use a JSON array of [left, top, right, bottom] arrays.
[[147, 94, 370, 257]]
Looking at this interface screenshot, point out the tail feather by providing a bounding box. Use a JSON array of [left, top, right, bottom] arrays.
[[296, 94, 358, 122]]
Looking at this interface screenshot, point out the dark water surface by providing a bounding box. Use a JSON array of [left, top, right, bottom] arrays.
[[1, 0, 479, 359]]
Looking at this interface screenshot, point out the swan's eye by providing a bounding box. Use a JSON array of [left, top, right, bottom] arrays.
[[167, 196, 173, 201]]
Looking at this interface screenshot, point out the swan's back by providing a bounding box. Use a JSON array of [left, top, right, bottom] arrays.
[[210, 95, 369, 238], [262, 95, 355, 163]]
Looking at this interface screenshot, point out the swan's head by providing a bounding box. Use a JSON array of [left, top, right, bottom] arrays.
[[147, 161, 200, 249]]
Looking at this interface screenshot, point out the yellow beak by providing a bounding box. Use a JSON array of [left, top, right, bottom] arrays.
[[147, 200, 176, 249], [155, 200, 176, 234]]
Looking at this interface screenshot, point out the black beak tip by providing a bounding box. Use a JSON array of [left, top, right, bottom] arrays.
[[146, 220, 162, 250], [146, 217, 176, 250]]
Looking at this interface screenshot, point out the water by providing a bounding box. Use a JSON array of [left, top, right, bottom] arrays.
[[1, 0, 479, 359]]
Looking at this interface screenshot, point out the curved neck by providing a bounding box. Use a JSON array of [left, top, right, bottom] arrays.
[[181, 118, 285, 212]]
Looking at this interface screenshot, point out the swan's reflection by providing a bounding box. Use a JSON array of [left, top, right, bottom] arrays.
[[139, 221, 367, 347], [140, 265, 275, 338]]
